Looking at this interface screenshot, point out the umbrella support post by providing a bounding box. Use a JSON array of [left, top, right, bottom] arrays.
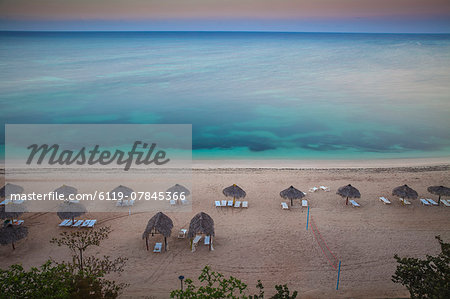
[[145, 237, 149, 251]]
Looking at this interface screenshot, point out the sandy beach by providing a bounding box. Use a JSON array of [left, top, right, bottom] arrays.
[[1, 161, 449, 298]]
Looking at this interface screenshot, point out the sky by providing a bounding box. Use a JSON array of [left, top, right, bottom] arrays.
[[0, 0, 449, 33]]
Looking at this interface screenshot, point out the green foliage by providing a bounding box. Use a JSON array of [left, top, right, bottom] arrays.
[[170, 266, 298, 299], [50, 226, 111, 270], [0, 226, 127, 298], [392, 235, 450, 299], [0, 261, 71, 299]]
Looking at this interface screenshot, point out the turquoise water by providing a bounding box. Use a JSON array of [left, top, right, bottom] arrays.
[[1, 32, 450, 160]]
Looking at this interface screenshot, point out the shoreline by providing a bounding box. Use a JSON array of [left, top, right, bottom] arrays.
[[193, 157, 450, 169]]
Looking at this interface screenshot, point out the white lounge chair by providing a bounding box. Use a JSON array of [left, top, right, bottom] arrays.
[[281, 202, 289, 210], [204, 236, 210, 245], [242, 201, 248, 208], [221, 200, 227, 206], [234, 201, 241, 208], [227, 200, 233, 207], [215, 201, 221, 207], [420, 198, 430, 206], [320, 186, 330, 192], [128, 199, 135, 206], [302, 199, 308, 207], [87, 220, 97, 228], [178, 229, 187, 238], [81, 220, 90, 227], [349, 199, 360, 207], [400, 198, 411, 205], [427, 198, 438, 206], [441, 199, 450, 207], [181, 198, 188, 205], [72, 220, 83, 228], [309, 187, 319, 192], [170, 199, 176, 206], [59, 219, 70, 227], [116, 201, 123, 207], [193, 235, 202, 244], [379, 197, 391, 204], [13, 220, 24, 226], [153, 243, 162, 253], [122, 200, 129, 206]]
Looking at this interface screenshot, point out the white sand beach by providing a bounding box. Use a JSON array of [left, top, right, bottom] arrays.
[[1, 161, 449, 298]]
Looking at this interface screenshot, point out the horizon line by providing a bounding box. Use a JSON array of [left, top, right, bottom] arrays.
[[1, 30, 450, 34]]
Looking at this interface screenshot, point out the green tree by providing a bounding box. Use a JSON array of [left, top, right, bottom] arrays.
[[170, 266, 298, 299], [392, 235, 450, 299], [51, 226, 111, 270]]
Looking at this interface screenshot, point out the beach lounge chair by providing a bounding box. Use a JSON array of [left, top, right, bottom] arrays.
[[221, 200, 227, 206], [193, 235, 202, 244], [178, 229, 187, 238], [234, 201, 241, 208], [81, 220, 90, 227], [59, 219, 70, 227], [204, 236, 210, 245], [13, 220, 24, 226], [72, 220, 83, 228], [349, 199, 360, 207], [420, 198, 430, 206], [116, 201, 123, 207], [227, 200, 233, 207], [427, 198, 438, 206], [87, 220, 97, 228], [400, 198, 411, 205], [302, 199, 308, 207], [281, 202, 289, 210], [441, 199, 450, 207], [170, 199, 176, 206], [242, 201, 248, 208], [181, 198, 188, 205], [379, 197, 391, 204], [128, 199, 135, 206], [309, 187, 319, 192], [320, 186, 330, 192], [215, 201, 221, 207], [153, 243, 162, 253]]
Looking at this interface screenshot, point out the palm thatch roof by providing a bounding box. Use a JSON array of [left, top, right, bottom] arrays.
[[0, 204, 27, 220], [188, 212, 214, 238], [57, 201, 86, 220], [54, 185, 77, 198], [280, 185, 305, 206], [142, 212, 173, 239], [223, 184, 246, 199], [0, 225, 28, 249], [166, 184, 191, 196], [428, 186, 450, 197], [392, 184, 418, 199], [280, 186, 305, 199], [337, 184, 361, 198], [109, 185, 134, 198], [0, 183, 24, 198]]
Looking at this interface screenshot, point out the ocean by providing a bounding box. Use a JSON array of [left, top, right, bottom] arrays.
[[1, 31, 449, 160]]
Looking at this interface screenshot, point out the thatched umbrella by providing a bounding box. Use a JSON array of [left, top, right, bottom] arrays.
[[188, 212, 214, 251], [337, 184, 361, 205], [109, 185, 134, 204], [54, 185, 77, 199], [0, 183, 24, 198], [0, 224, 28, 250], [142, 212, 173, 252], [392, 185, 418, 203], [223, 184, 246, 204], [166, 184, 191, 197], [57, 201, 86, 223], [428, 186, 450, 205], [280, 185, 305, 206], [0, 204, 27, 221]]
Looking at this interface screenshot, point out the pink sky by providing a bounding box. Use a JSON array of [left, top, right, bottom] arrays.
[[1, 0, 449, 32]]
